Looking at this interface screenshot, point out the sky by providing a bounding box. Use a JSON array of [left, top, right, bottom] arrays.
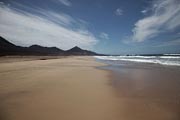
[[0, 0, 180, 54]]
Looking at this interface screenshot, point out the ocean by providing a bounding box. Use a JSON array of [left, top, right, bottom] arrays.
[[95, 54, 180, 67]]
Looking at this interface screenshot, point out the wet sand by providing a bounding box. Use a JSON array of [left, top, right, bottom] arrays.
[[101, 61, 180, 120], [0, 56, 120, 120]]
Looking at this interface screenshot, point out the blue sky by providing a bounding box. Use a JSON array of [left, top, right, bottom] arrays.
[[0, 0, 180, 54]]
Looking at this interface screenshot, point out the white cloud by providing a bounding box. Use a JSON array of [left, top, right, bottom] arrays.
[[132, 0, 180, 42], [58, 0, 71, 6], [39, 10, 76, 27], [99, 32, 109, 40], [115, 8, 123, 16], [0, 4, 98, 50], [141, 9, 148, 14]]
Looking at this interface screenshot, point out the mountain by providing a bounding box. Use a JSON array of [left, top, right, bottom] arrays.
[[0, 36, 100, 56], [0, 36, 65, 56], [0, 36, 25, 55], [66, 46, 98, 55], [28, 45, 65, 55], [0, 36, 16, 47]]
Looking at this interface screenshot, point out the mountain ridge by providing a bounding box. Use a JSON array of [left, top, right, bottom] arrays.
[[0, 36, 101, 56]]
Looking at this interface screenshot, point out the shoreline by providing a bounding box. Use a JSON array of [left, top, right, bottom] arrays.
[[0, 56, 121, 120], [97, 59, 180, 120]]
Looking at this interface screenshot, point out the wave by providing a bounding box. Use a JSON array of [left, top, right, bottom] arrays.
[[163, 54, 180, 56], [94, 56, 180, 66], [159, 56, 180, 59]]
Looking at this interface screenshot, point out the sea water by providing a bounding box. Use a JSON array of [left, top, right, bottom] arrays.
[[94, 54, 180, 66]]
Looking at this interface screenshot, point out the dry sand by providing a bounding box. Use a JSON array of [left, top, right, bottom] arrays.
[[0, 56, 120, 120]]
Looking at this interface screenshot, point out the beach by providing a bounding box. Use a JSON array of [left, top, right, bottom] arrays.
[[99, 59, 180, 120], [1, 0, 180, 119], [0, 56, 120, 120], [0, 56, 180, 120]]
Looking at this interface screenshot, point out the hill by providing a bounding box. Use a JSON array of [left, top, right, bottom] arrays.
[[0, 36, 100, 56]]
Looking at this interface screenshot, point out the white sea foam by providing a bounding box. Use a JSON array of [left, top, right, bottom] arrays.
[[159, 56, 180, 59], [164, 54, 180, 56], [94, 56, 180, 66]]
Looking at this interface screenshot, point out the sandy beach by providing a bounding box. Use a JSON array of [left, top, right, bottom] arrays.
[[0, 56, 180, 120], [0, 56, 120, 120]]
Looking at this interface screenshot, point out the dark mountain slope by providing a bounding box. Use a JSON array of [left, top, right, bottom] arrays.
[[66, 46, 98, 55], [0, 36, 16, 47], [0, 36, 100, 56]]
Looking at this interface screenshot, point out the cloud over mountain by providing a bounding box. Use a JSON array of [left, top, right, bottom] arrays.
[[0, 3, 98, 50]]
